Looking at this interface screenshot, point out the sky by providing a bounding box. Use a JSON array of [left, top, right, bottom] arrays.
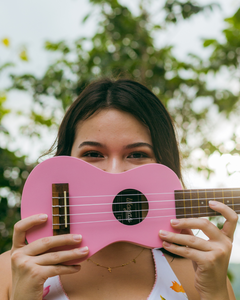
[[1, 0, 239, 77], [1, 0, 240, 263]]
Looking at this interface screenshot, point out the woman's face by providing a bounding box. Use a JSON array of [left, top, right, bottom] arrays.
[[71, 108, 156, 173]]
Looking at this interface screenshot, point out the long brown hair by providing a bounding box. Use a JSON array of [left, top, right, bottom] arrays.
[[51, 78, 182, 182]]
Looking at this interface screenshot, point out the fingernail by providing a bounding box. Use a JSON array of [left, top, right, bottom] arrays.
[[73, 234, 82, 241], [209, 200, 218, 206], [171, 219, 179, 225], [39, 214, 48, 221], [159, 230, 168, 237], [163, 241, 171, 248], [80, 246, 89, 254]]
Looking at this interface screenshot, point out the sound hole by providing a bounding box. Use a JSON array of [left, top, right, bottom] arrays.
[[112, 189, 148, 225]]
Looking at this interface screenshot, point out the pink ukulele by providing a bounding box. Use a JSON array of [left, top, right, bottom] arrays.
[[21, 156, 240, 262]]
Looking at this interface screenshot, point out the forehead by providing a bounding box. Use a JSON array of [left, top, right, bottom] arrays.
[[74, 108, 152, 144]]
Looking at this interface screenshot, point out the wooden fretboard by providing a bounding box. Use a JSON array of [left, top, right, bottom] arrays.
[[175, 188, 240, 218]]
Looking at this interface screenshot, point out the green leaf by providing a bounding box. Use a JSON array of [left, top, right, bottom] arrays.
[[82, 12, 91, 23], [203, 39, 216, 47]]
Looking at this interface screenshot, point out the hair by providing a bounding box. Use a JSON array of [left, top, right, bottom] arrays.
[[48, 77, 184, 258], [50, 78, 182, 181]]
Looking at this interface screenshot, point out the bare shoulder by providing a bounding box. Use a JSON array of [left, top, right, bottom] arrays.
[[227, 277, 237, 300], [164, 254, 236, 300], [164, 254, 200, 300], [0, 250, 12, 300]]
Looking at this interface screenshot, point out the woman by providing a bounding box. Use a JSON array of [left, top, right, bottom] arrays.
[[0, 78, 237, 300]]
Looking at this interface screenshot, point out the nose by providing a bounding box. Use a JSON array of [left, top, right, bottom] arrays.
[[104, 158, 125, 173]]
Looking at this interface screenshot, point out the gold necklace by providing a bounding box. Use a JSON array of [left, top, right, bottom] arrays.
[[87, 248, 145, 273]]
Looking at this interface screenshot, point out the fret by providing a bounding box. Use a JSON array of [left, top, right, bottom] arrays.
[[183, 190, 192, 218], [183, 190, 186, 217], [206, 189, 218, 217], [191, 190, 199, 218], [205, 190, 208, 215], [174, 190, 186, 219], [197, 190, 200, 215], [196, 189, 208, 217], [175, 187, 240, 218], [213, 189, 215, 201], [232, 189, 240, 211], [226, 190, 233, 206], [232, 190, 234, 211], [190, 190, 193, 218], [222, 189, 235, 210]]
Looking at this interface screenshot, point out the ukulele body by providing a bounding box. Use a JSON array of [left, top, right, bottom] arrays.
[[21, 156, 182, 262]]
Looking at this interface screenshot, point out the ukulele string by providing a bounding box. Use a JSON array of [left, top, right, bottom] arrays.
[[52, 189, 240, 226], [52, 202, 240, 217], [52, 188, 240, 200], [52, 194, 240, 208], [52, 207, 240, 226]]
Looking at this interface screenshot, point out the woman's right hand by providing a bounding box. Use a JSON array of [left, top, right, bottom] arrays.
[[10, 214, 89, 300]]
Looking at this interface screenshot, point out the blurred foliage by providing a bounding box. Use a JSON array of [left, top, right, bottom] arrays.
[[9, 0, 240, 172], [0, 40, 35, 252], [0, 148, 33, 252], [0, 0, 240, 257], [163, 0, 219, 22]]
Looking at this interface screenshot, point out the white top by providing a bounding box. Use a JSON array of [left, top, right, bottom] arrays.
[[43, 249, 188, 300]]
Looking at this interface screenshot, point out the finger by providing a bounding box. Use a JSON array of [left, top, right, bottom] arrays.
[[24, 234, 83, 256], [35, 246, 89, 265], [180, 228, 194, 236], [209, 201, 238, 241], [12, 214, 48, 249], [170, 218, 227, 241], [39, 264, 81, 279], [162, 238, 232, 267], [162, 241, 207, 262], [159, 230, 212, 251]]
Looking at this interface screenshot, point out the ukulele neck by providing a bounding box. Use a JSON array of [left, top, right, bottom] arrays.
[[174, 188, 240, 219]]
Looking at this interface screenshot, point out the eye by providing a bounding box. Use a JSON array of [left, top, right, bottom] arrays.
[[127, 152, 149, 159], [82, 151, 104, 158]]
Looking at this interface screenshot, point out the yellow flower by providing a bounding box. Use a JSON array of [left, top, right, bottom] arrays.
[[170, 281, 185, 293], [2, 38, 10, 47]]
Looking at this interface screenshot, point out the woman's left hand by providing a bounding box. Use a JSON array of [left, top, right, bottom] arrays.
[[159, 201, 238, 300]]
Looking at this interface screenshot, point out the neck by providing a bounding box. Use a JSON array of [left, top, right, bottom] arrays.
[[175, 187, 240, 218], [89, 242, 144, 265]]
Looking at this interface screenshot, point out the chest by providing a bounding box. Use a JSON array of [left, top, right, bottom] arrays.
[[43, 250, 192, 300], [61, 259, 156, 300]]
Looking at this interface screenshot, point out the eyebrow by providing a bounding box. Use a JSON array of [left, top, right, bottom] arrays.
[[78, 141, 104, 148], [78, 141, 153, 150], [124, 142, 153, 150]]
